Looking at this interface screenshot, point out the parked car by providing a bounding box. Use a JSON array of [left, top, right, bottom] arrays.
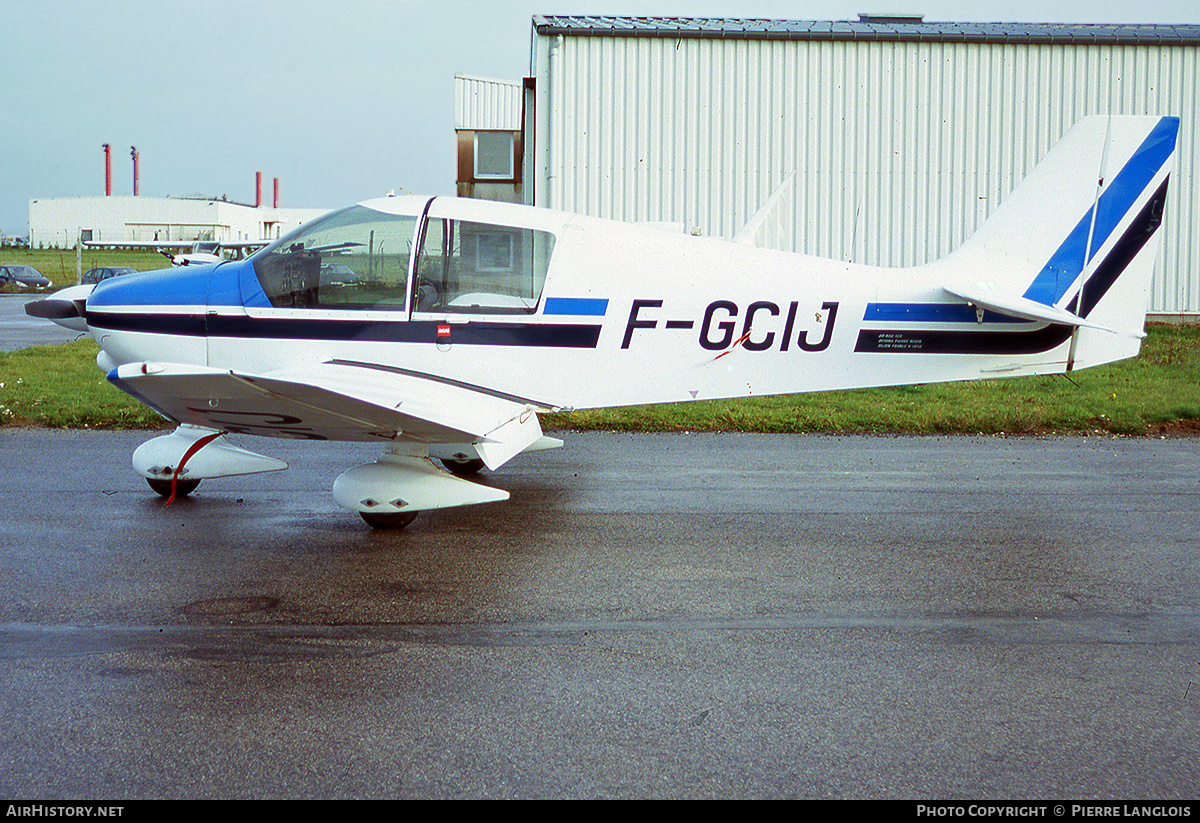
[[0, 264, 50, 288], [81, 266, 137, 285], [320, 263, 359, 286]]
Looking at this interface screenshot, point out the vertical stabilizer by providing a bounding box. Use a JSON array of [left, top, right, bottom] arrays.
[[940, 115, 1178, 365]]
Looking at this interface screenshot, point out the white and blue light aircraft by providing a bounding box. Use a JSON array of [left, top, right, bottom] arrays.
[[27, 116, 1179, 527]]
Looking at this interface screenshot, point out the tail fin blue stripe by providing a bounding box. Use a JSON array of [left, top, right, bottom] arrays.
[[1022, 116, 1178, 306]]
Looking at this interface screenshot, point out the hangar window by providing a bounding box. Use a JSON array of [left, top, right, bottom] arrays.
[[414, 218, 554, 314], [251, 205, 418, 310], [474, 131, 515, 180]]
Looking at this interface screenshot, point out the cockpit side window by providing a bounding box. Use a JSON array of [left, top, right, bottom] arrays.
[[414, 218, 555, 314], [252, 205, 418, 310]]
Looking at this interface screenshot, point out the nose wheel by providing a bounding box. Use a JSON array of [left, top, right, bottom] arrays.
[[146, 477, 201, 498]]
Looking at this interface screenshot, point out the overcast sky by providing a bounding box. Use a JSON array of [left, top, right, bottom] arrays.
[[3, 0, 1198, 237]]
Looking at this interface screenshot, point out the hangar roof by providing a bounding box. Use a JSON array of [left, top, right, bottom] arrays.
[[531, 15, 1200, 46]]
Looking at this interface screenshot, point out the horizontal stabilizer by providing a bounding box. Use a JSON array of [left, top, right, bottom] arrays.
[[943, 283, 1127, 335]]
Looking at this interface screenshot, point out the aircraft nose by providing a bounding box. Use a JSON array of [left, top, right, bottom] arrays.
[[85, 265, 215, 369], [86, 264, 210, 310]]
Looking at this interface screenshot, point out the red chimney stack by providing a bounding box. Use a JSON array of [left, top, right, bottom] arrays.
[[103, 144, 111, 196], [256, 172, 262, 207], [273, 177, 280, 208]]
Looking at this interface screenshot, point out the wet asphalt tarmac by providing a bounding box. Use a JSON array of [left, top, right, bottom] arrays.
[[0, 428, 1198, 799]]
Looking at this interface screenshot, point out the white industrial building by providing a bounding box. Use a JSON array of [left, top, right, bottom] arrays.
[[28, 196, 328, 250], [523, 16, 1200, 319]]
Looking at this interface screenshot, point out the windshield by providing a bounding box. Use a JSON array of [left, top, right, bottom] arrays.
[[251, 204, 421, 310]]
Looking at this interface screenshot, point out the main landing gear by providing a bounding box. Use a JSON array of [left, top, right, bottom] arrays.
[[356, 459, 485, 528], [359, 510, 420, 529], [333, 444, 510, 530], [439, 457, 486, 477]]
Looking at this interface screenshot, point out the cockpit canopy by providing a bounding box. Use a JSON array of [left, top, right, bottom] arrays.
[[252, 201, 556, 314]]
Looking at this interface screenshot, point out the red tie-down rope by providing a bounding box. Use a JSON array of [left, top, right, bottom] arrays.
[[163, 430, 225, 506], [713, 329, 753, 361]]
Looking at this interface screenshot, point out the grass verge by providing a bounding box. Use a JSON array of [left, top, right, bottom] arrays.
[[547, 323, 1200, 436], [1, 325, 1198, 435]]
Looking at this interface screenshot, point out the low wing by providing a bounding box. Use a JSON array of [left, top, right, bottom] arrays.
[[161, 251, 222, 266], [84, 240, 268, 251], [107, 359, 547, 470], [85, 241, 189, 250]]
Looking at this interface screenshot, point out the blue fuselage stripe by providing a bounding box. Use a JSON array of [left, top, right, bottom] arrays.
[[543, 297, 609, 316], [863, 303, 1031, 324]]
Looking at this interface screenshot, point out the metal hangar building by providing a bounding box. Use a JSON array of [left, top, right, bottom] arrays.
[[523, 15, 1200, 320]]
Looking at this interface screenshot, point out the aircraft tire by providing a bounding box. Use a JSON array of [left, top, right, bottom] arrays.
[[146, 477, 201, 498], [440, 457, 485, 477], [359, 510, 419, 529]]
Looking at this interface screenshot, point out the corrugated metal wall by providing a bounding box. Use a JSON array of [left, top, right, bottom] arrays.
[[455, 74, 523, 131], [531, 33, 1200, 315]]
